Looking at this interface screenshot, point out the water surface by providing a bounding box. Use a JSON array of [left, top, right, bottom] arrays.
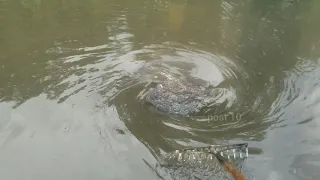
[[1, 0, 320, 179]]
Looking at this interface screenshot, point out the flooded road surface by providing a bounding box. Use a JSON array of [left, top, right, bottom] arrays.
[[1, 0, 320, 179]]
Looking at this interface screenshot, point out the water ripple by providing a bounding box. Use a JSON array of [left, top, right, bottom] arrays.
[[268, 58, 320, 128], [106, 42, 271, 153]]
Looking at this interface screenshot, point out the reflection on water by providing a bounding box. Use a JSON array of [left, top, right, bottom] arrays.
[[1, 0, 320, 180]]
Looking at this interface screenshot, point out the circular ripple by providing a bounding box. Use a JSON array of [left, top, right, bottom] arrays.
[[107, 42, 261, 139], [134, 43, 250, 117]]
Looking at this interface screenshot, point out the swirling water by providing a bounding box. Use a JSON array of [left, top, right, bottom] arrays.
[[0, 0, 320, 180]]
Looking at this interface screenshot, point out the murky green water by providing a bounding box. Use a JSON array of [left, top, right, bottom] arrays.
[[1, 0, 320, 179]]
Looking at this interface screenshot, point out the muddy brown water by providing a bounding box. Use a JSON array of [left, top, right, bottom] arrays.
[[1, 0, 320, 179]]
